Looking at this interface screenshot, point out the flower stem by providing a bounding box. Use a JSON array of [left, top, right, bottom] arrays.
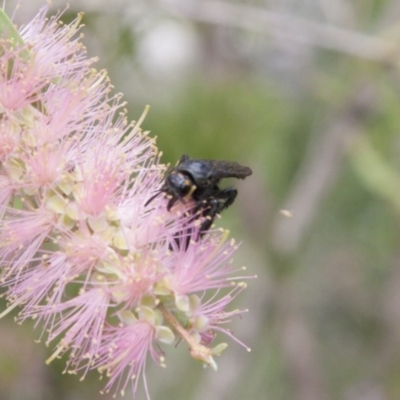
[[159, 304, 218, 371]]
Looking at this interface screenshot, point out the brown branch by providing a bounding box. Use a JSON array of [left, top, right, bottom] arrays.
[[163, 0, 399, 62]]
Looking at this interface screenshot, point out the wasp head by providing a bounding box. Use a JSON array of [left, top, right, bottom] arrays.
[[165, 170, 197, 210]]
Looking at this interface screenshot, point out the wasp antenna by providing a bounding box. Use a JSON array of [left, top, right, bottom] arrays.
[[178, 154, 190, 164], [145, 191, 162, 206]]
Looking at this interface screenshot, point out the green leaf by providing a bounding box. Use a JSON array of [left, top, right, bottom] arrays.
[[0, 8, 24, 47]]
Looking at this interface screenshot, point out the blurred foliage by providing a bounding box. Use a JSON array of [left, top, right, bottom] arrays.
[[4, 1, 400, 400]]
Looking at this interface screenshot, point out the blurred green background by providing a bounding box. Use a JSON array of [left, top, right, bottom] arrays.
[[4, 1, 400, 399]]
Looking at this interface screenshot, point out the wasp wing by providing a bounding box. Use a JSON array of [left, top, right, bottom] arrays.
[[206, 159, 252, 180]]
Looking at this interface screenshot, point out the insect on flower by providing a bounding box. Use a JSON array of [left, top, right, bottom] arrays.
[[146, 154, 252, 244], [0, 5, 253, 399]]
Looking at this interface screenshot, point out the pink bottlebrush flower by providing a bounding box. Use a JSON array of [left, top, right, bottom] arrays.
[[42, 288, 111, 368], [189, 286, 250, 349], [0, 174, 13, 217], [94, 314, 162, 399], [0, 208, 54, 281], [0, 5, 252, 399], [168, 232, 240, 293]]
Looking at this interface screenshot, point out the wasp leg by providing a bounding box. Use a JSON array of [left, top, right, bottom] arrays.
[[167, 195, 179, 211], [169, 188, 238, 250], [169, 226, 193, 251], [198, 187, 237, 216], [213, 187, 237, 212], [197, 187, 238, 237]]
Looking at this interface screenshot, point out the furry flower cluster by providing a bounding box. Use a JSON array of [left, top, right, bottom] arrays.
[[0, 6, 249, 398]]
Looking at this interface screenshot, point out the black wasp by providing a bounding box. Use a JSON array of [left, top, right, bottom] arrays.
[[146, 154, 252, 248]]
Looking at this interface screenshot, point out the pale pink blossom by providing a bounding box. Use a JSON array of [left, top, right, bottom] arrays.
[[0, 5, 251, 399], [94, 319, 159, 398]]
